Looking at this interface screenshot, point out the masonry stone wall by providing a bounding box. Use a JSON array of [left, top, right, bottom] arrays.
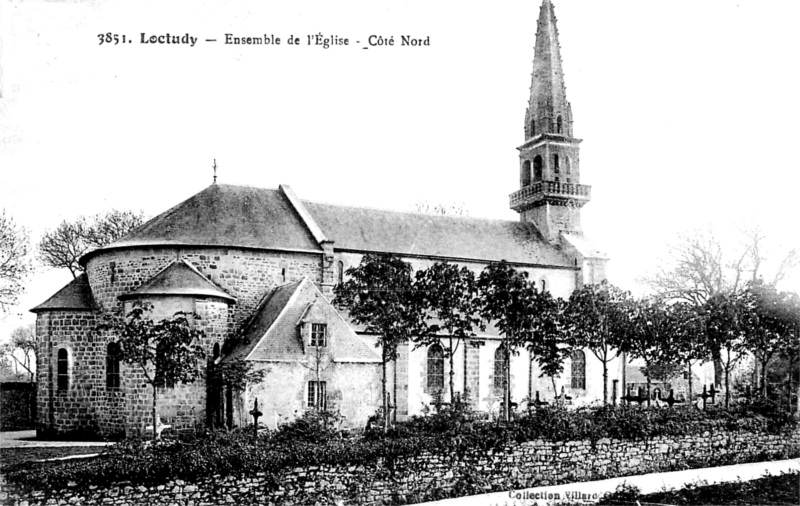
[[35, 310, 102, 435], [3, 426, 797, 506], [36, 245, 322, 436], [86, 246, 324, 326]]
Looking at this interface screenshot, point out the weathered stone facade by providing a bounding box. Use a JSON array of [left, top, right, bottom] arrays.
[[31, 0, 618, 437], [3, 425, 797, 506]]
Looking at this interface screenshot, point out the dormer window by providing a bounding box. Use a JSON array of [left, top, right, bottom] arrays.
[[310, 323, 327, 347]]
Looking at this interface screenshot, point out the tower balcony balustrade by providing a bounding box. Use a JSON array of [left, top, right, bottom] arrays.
[[509, 181, 591, 210]]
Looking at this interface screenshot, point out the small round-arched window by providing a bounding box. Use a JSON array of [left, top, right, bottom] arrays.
[[57, 348, 69, 391], [106, 342, 121, 389]]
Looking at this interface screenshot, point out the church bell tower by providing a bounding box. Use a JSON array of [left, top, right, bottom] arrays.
[[510, 0, 591, 243]]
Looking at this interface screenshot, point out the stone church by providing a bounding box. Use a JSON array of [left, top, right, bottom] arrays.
[[32, 0, 621, 436]]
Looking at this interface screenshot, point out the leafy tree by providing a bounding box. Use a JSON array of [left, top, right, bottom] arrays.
[[99, 303, 206, 440], [38, 210, 146, 278], [745, 282, 800, 397], [670, 302, 709, 402], [622, 297, 683, 407], [0, 209, 31, 313], [524, 289, 571, 400], [702, 292, 750, 407], [774, 327, 800, 414], [0, 324, 37, 381], [334, 254, 426, 432], [643, 225, 798, 384], [564, 281, 630, 404], [477, 261, 538, 421], [414, 262, 481, 403]]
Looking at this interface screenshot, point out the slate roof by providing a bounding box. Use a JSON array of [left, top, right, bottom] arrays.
[[82, 184, 322, 263], [225, 278, 380, 363], [118, 260, 235, 302], [81, 183, 573, 268], [303, 201, 573, 267], [31, 274, 97, 312], [225, 280, 304, 362]]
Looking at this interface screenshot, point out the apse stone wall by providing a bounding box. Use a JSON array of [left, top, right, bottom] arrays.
[[86, 247, 324, 325]]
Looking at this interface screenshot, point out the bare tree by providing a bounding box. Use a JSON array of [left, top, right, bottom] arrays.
[[0, 324, 36, 381], [38, 210, 146, 278], [643, 225, 799, 384], [0, 210, 31, 313]]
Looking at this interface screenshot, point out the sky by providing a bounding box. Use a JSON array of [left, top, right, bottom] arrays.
[[1, 0, 799, 339]]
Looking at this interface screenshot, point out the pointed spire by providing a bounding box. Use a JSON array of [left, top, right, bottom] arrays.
[[525, 0, 572, 139]]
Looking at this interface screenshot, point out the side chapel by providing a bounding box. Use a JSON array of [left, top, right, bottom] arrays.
[[32, 0, 621, 436]]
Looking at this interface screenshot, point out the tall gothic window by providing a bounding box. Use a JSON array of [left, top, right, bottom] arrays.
[[530, 119, 536, 136], [337, 261, 344, 285], [557, 115, 563, 133], [494, 345, 508, 392], [106, 342, 121, 389], [553, 154, 560, 173], [570, 350, 586, 390], [427, 344, 444, 391], [57, 348, 69, 391]]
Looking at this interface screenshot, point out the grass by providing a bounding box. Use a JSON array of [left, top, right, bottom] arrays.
[[0, 446, 107, 469], [597, 472, 800, 506]]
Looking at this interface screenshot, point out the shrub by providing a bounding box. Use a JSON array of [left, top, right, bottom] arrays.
[[4, 403, 795, 490]]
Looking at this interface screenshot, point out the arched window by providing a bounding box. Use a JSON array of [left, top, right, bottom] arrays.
[[155, 341, 176, 389], [565, 156, 572, 174], [540, 278, 547, 292], [427, 344, 444, 391], [557, 115, 563, 133], [553, 154, 560, 173], [530, 119, 536, 137], [281, 267, 286, 283], [494, 345, 508, 392], [337, 261, 344, 285], [570, 350, 586, 390], [57, 348, 69, 391], [106, 342, 121, 389], [521, 160, 532, 186], [212, 343, 220, 360], [533, 156, 543, 182]]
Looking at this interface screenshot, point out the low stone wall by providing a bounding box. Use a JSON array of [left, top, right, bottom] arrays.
[[2, 426, 798, 506]]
